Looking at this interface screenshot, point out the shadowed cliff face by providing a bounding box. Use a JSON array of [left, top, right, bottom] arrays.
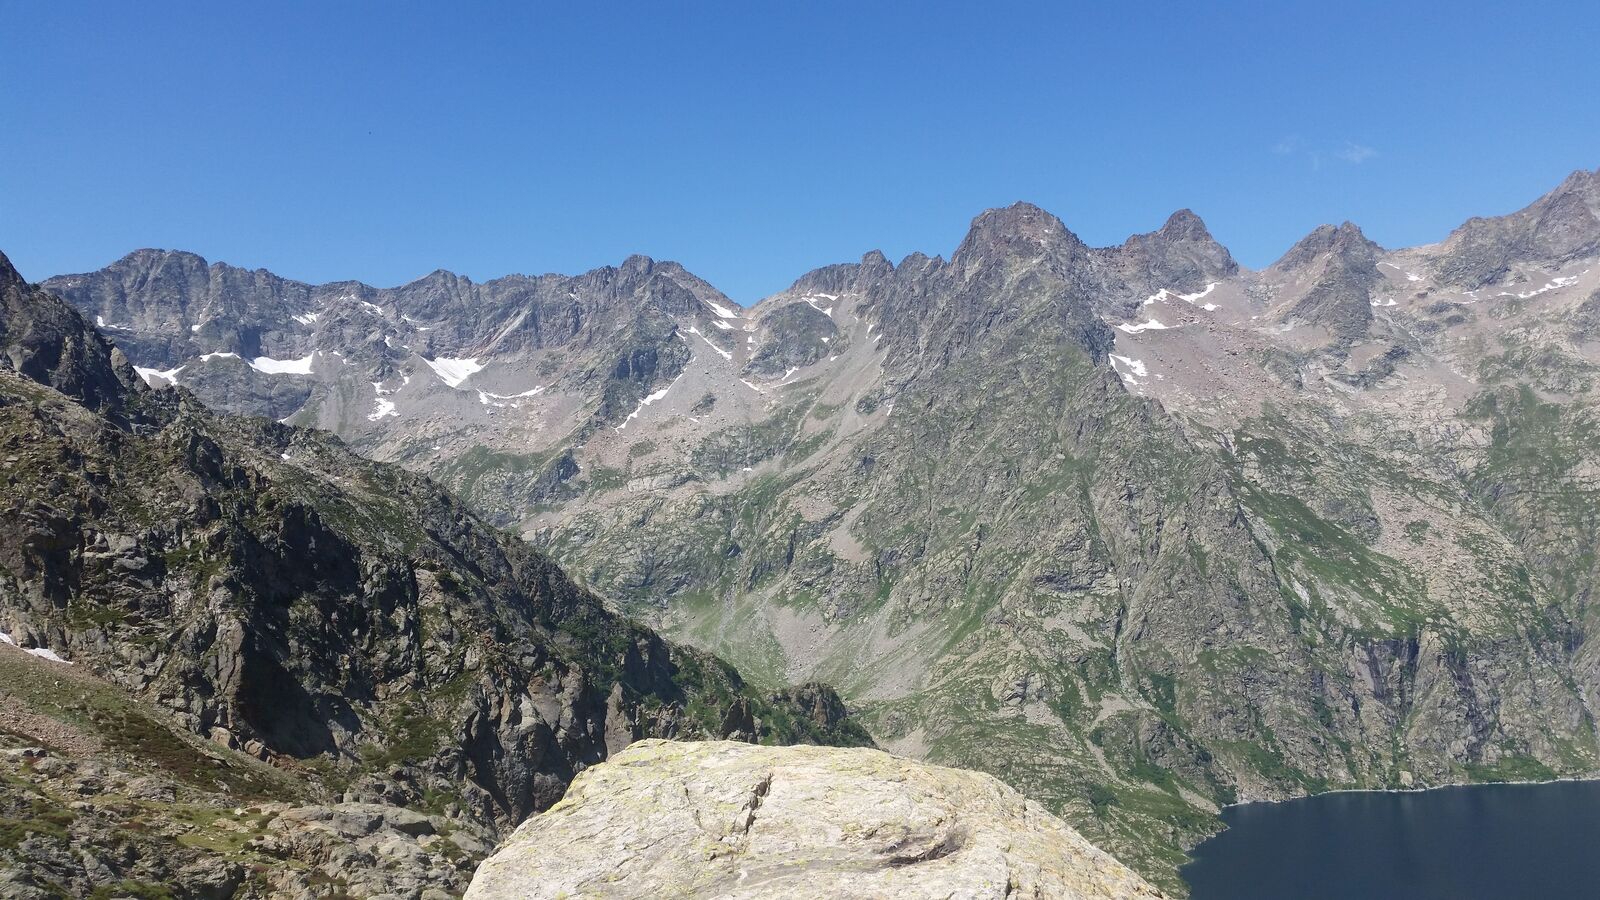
[[0, 254, 870, 844], [0, 250, 145, 421]]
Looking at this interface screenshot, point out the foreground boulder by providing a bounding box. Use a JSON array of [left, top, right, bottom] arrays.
[[465, 739, 1163, 899]]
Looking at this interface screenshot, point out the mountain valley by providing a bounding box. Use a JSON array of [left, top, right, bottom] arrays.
[[0, 253, 869, 896], [30, 166, 1600, 893]]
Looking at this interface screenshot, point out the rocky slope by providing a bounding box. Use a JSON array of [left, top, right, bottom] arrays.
[[464, 739, 1163, 900], [44, 166, 1600, 892], [0, 252, 870, 897]]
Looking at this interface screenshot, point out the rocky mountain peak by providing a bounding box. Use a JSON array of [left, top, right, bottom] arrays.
[[1432, 166, 1600, 287], [617, 253, 659, 278], [1109, 207, 1239, 296], [1266, 222, 1383, 343], [0, 250, 22, 291], [1271, 221, 1380, 273], [860, 248, 893, 272], [410, 267, 474, 290], [952, 202, 1085, 271], [1156, 207, 1212, 241], [784, 249, 897, 299], [100, 248, 224, 287], [1552, 166, 1600, 204]]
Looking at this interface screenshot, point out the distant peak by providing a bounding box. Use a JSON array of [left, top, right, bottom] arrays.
[[112, 248, 210, 270], [1121, 208, 1229, 254], [954, 202, 1082, 266], [969, 201, 1067, 234], [1158, 208, 1211, 239], [0, 249, 22, 289], [1556, 166, 1600, 191], [861, 249, 892, 271], [783, 249, 895, 299], [1545, 167, 1600, 213], [404, 267, 473, 292], [1113, 208, 1238, 286], [619, 253, 658, 274], [1272, 221, 1381, 271], [1331, 221, 1380, 250]]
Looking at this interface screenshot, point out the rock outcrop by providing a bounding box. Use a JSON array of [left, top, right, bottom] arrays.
[[465, 739, 1163, 900]]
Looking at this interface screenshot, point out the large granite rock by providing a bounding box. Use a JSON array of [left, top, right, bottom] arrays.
[[465, 739, 1164, 899]]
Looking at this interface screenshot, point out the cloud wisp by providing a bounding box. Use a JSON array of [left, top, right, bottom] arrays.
[[1272, 135, 1379, 167]]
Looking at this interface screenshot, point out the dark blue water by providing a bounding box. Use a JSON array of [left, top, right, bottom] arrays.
[[1182, 780, 1600, 899]]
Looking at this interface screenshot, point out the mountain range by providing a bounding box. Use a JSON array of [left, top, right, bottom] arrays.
[[33, 165, 1600, 892], [0, 252, 867, 897]]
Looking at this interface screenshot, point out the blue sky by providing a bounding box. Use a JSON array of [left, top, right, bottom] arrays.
[[2, 1, 1596, 302]]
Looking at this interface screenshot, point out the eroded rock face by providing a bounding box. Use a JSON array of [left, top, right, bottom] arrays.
[[465, 739, 1164, 900]]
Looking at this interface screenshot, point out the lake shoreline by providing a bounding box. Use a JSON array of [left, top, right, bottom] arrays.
[[1221, 770, 1600, 809]]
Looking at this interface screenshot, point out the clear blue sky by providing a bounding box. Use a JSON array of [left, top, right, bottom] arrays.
[[2, 1, 1596, 302]]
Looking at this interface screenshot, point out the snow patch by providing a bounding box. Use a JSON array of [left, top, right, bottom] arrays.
[[801, 295, 835, 316], [712, 319, 733, 330], [478, 386, 544, 400], [1499, 275, 1581, 300], [368, 382, 399, 421], [422, 356, 484, 387], [1380, 262, 1423, 282], [701, 298, 741, 319], [1116, 319, 1171, 334], [134, 365, 185, 385], [249, 352, 317, 375], [199, 351, 240, 362], [292, 312, 320, 325], [1143, 282, 1219, 311], [615, 373, 683, 431], [687, 325, 732, 360], [1110, 354, 1148, 378], [0, 632, 70, 664]]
